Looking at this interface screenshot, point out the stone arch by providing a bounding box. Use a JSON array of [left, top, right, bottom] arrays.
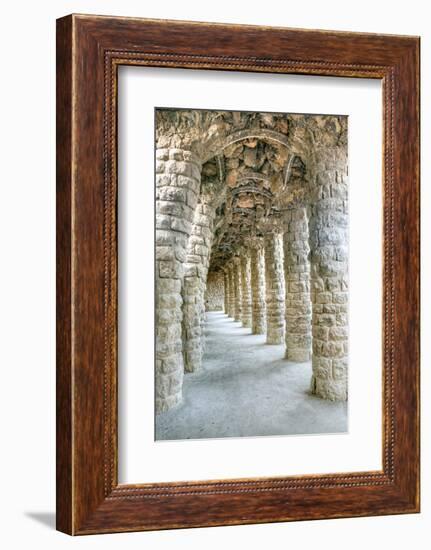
[[203, 128, 292, 163]]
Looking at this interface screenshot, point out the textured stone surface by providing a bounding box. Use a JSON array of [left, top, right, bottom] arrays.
[[250, 241, 267, 334], [309, 142, 348, 401], [155, 109, 348, 414], [223, 270, 229, 314], [155, 148, 201, 413], [283, 207, 312, 362], [182, 200, 216, 374], [264, 232, 286, 345], [240, 251, 252, 328], [233, 257, 243, 322]]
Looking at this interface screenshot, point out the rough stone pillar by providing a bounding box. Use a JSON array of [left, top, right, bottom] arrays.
[[182, 199, 216, 373], [223, 269, 229, 314], [233, 257, 242, 322], [264, 232, 286, 344], [155, 147, 201, 413], [227, 263, 236, 318], [240, 250, 252, 328], [250, 241, 266, 334], [309, 143, 348, 401], [283, 207, 312, 361]]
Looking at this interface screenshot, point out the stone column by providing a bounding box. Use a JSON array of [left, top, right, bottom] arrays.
[[182, 199, 216, 373], [233, 257, 242, 322], [223, 269, 229, 314], [309, 143, 348, 401], [264, 232, 286, 344], [155, 147, 201, 413], [283, 207, 312, 361], [250, 241, 266, 334], [240, 250, 252, 328], [227, 262, 236, 318]]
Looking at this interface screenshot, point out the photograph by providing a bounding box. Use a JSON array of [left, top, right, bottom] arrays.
[[155, 108, 349, 440]]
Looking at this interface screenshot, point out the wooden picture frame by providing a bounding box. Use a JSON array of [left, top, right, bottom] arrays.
[[56, 14, 420, 535]]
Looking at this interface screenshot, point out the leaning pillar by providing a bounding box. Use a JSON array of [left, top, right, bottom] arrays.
[[250, 240, 266, 334], [283, 207, 312, 361], [264, 232, 286, 344], [309, 141, 348, 401], [240, 250, 252, 328], [155, 146, 201, 413]]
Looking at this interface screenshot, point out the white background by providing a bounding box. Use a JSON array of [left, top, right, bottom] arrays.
[[0, 0, 428, 548], [119, 68, 382, 483]]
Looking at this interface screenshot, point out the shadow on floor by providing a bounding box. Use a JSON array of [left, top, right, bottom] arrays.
[[25, 512, 56, 530]]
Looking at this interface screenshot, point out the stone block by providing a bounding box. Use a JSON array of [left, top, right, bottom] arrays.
[[157, 186, 187, 203], [329, 326, 348, 340], [171, 216, 192, 235], [156, 148, 169, 160], [316, 291, 332, 304], [155, 160, 165, 174], [155, 230, 175, 245], [312, 325, 329, 340], [319, 340, 345, 358], [169, 148, 184, 161], [289, 281, 307, 293], [156, 245, 175, 261], [164, 160, 191, 176], [336, 313, 348, 326], [159, 259, 182, 279], [332, 292, 348, 304], [315, 313, 336, 327], [332, 358, 348, 379], [313, 377, 347, 401], [286, 348, 311, 362], [155, 214, 171, 230], [156, 278, 181, 293], [156, 174, 172, 187]]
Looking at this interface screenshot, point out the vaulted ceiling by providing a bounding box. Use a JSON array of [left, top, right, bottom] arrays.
[[155, 108, 347, 271]]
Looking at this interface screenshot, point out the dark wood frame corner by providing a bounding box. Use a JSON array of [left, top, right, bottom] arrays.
[[56, 14, 420, 535]]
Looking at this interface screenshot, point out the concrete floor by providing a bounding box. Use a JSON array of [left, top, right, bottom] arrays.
[[156, 311, 348, 441]]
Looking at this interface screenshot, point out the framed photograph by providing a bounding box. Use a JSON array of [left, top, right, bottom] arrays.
[[56, 14, 420, 535]]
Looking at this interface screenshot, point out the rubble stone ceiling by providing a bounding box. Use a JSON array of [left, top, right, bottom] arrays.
[[156, 108, 347, 273], [204, 143, 308, 271]]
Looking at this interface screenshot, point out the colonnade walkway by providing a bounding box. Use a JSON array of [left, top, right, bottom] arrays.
[[155, 311, 348, 441]]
